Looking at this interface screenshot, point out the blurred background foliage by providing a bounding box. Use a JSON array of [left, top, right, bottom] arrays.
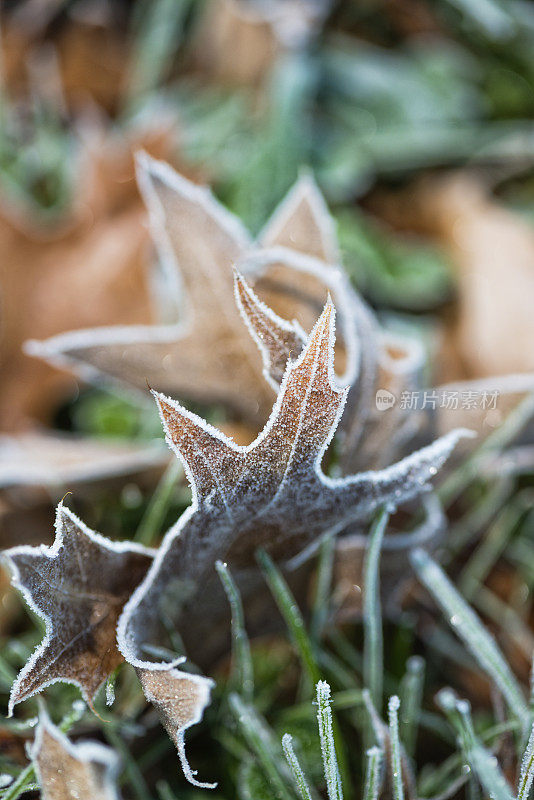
[[2, 0, 534, 443], [1, 1, 534, 798]]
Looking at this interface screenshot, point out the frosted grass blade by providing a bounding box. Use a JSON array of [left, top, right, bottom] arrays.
[[363, 746, 383, 800], [215, 560, 254, 703], [411, 548, 528, 725], [363, 508, 389, 712], [282, 733, 314, 800], [437, 690, 514, 800], [388, 696, 404, 800], [399, 656, 425, 758], [316, 681, 343, 800], [517, 722, 534, 800], [229, 694, 293, 800]]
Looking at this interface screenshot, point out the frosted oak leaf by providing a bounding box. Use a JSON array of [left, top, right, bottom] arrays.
[[3, 503, 154, 714], [235, 260, 423, 471], [26, 156, 359, 423], [118, 298, 471, 785], [31, 709, 122, 800]]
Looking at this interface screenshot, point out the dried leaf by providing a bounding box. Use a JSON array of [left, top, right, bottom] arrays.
[[3, 11, 128, 113], [3, 503, 153, 714], [436, 176, 534, 378], [0, 432, 168, 488], [27, 156, 513, 466], [0, 128, 175, 430], [31, 710, 121, 800], [136, 667, 214, 789], [236, 257, 424, 470], [259, 170, 340, 263], [374, 173, 534, 379], [27, 156, 361, 423], [192, 0, 328, 86], [118, 297, 469, 784], [234, 269, 307, 389]]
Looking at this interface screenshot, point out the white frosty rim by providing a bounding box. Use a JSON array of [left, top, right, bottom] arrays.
[[3, 502, 155, 717], [259, 168, 341, 264], [31, 708, 121, 799]]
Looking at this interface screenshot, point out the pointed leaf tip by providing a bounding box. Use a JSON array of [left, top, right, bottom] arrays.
[[32, 710, 121, 800], [5, 510, 152, 715]]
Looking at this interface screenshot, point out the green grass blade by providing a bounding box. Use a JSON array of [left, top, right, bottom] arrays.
[[517, 722, 534, 800], [229, 694, 293, 800], [134, 459, 182, 545], [362, 689, 386, 748], [1, 764, 35, 800], [411, 548, 528, 725], [311, 533, 336, 645], [316, 681, 343, 800], [363, 508, 389, 712], [399, 656, 425, 758], [363, 747, 383, 800], [437, 690, 514, 800], [126, 0, 192, 103], [257, 549, 320, 686], [215, 560, 254, 703], [282, 733, 313, 800], [388, 696, 404, 800]]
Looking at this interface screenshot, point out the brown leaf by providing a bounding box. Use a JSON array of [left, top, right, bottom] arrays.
[[236, 258, 425, 470], [3, 503, 153, 713], [3, 11, 128, 114], [137, 667, 214, 788], [0, 128, 175, 431], [374, 173, 534, 380], [31, 710, 121, 800], [117, 294, 468, 784], [28, 156, 361, 424], [0, 432, 169, 555], [0, 432, 168, 488], [433, 176, 534, 379], [192, 0, 326, 86], [234, 269, 307, 388], [259, 170, 340, 263]]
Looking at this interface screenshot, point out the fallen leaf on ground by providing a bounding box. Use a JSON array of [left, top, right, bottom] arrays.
[[117, 297, 469, 785], [3, 10, 128, 114], [3, 503, 154, 714], [236, 260, 425, 470], [374, 173, 534, 380], [0, 127, 175, 431], [27, 157, 524, 471], [31, 709, 121, 800], [27, 155, 362, 424], [0, 432, 168, 488], [192, 0, 328, 86]]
